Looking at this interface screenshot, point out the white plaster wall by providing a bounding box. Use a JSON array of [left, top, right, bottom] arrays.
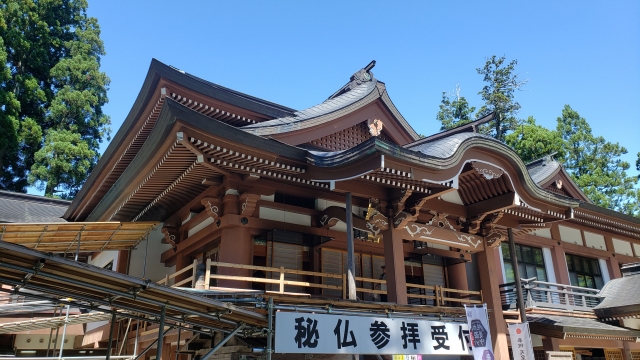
[[599, 258, 610, 283], [558, 225, 582, 245], [623, 318, 640, 330], [542, 248, 557, 284], [187, 216, 214, 237], [533, 228, 552, 239], [440, 191, 464, 205], [584, 231, 607, 250], [634, 243, 640, 258], [88, 250, 119, 270], [128, 224, 174, 282], [259, 206, 311, 226], [316, 199, 366, 217], [612, 238, 634, 256]]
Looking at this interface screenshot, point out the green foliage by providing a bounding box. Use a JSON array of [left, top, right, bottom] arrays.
[[436, 86, 476, 131], [0, 0, 110, 197], [505, 116, 565, 163], [556, 105, 639, 217], [476, 56, 527, 142]]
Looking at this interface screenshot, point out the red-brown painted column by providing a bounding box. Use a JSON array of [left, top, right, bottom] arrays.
[[448, 261, 469, 290], [382, 227, 407, 304], [604, 236, 622, 280], [477, 241, 508, 359], [218, 226, 252, 288], [550, 244, 570, 285], [542, 337, 560, 354]]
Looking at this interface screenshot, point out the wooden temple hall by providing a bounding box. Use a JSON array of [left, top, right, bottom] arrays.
[[2, 59, 640, 360]]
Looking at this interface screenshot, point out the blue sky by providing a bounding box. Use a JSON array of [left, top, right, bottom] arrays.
[[87, 0, 639, 178]]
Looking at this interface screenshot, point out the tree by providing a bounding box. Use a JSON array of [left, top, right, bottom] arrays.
[[476, 55, 527, 142], [505, 116, 565, 163], [0, 0, 110, 198], [436, 85, 476, 130], [557, 105, 639, 217]]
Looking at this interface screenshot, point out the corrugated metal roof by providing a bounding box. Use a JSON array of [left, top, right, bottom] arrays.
[[0, 191, 69, 223]]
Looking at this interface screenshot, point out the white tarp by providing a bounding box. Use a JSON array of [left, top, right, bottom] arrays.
[[275, 311, 472, 356], [507, 323, 535, 360], [464, 304, 495, 360]]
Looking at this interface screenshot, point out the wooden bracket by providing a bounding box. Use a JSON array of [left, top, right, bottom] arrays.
[[239, 192, 261, 216], [161, 226, 179, 252], [201, 197, 221, 221]]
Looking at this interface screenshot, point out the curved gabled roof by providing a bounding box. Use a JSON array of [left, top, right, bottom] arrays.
[[241, 65, 420, 141], [405, 132, 497, 158], [242, 79, 379, 135], [526, 157, 562, 184]]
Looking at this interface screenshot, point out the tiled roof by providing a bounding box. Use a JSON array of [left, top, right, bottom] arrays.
[[406, 132, 498, 158], [242, 80, 378, 136], [0, 191, 69, 223], [526, 157, 562, 184], [593, 274, 640, 318], [527, 314, 640, 338]]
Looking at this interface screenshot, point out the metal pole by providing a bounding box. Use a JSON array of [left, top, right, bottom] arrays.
[[119, 318, 132, 356], [266, 297, 273, 360], [200, 324, 246, 360], [508, 228, 527, 323], [57, 304, 71, 360], [106, 312, 117, 360], [133, 326, 174, 360], [345, 192, 356, 300], [156, 306, 167, 360], [134, 234, 150, 357], [175, 325, 181, 360], [46, 306, 58, 357]]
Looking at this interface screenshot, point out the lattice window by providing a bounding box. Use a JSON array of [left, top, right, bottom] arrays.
[[534, 350, 546, 360], [307, 121, 391, 151], [604, 349, 624, 360], [630, 350, 640, 360]]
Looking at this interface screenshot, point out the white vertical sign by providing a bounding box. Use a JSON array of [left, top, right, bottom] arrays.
[[464, 304, 495, 360], [508, 323, 535, 360]]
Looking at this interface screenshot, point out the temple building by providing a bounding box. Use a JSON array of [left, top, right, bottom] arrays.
[[1, 59, 640, 360]]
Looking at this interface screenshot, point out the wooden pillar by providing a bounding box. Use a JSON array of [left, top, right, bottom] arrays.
[[604, 236, 622, 280], [218, 226, 252, 288], [550, 244, 570, 285], [447, 261, 468, 291], [542, 337, 560, 353], [476, 242, 508, 359], [382, 227, 407, 304]]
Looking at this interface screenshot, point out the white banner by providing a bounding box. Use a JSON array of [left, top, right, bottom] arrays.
[[275, 311, 472, 355], [464, 304, 495, 360], [508, 323, 535, 360]]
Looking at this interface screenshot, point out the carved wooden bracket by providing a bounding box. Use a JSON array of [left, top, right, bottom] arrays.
[[393, 196, 429, 229], [161, 226, 179, 251], [485, 226, 507, 248], [317, 206, 389, 237], [471, 161, 504, 180], [401, 221, 484, 251], [390, 189, 413, 213], [201, 197, 221, 221], [239, 192, 261, 216]]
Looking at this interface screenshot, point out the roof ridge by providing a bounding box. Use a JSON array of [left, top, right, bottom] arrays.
[[403, 112, 495, 147], [0, 190, 71, 205]]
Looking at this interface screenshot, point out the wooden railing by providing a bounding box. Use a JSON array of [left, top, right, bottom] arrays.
[[157, 259, 483, 306], [500, 278, 602, 312], [156, 259, 198, 288]]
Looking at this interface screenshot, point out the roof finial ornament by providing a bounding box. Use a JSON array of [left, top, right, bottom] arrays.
[[349, 60, 376, 87]]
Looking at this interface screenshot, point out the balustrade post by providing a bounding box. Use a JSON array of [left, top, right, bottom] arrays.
[[164, 274, 169, 287], [342, 273, 347, 299], [205, 258, 211, 290], [191, 259, 198, 288], [279, 266, 285, 294], [563, 286, 570, 306]]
